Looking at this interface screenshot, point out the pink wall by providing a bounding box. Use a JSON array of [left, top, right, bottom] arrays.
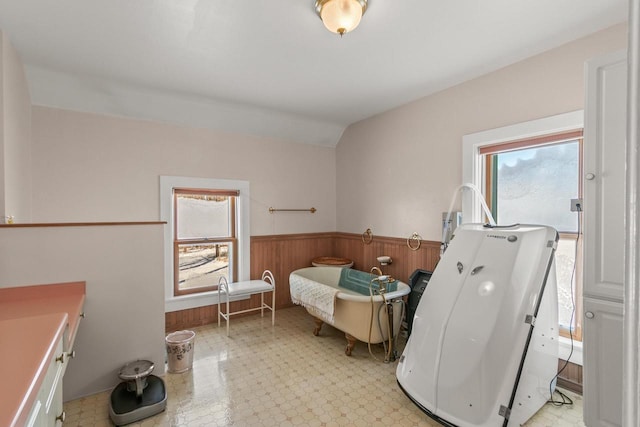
[[24, 23, 629, 241], [30, 107, 336, 235], [0, 31, 32, 223], [336, 23, 628, 241], [0, 224, 165, 401]]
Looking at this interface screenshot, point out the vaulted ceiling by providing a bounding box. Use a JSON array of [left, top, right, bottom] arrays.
[[0, 0, 628, 146]]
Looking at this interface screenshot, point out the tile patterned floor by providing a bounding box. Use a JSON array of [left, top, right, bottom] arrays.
[[64, 306, 584, 426]]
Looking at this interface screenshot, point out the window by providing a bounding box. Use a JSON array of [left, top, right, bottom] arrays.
[[481, 131, 583, 341], [173, 188, 238, 296], [462, 111, 585, 361], [161, 176, 250, 312]]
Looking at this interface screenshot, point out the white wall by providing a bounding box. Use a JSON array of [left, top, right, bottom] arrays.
[[0, 224, 165, 401], [30, 106, 336, 235], [336, 23, 628, 242], [0, 30, 32, 223]]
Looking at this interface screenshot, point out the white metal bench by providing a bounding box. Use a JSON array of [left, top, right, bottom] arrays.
[[217, 270, 275, 336]]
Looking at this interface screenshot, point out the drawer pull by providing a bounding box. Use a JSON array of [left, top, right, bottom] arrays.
[[56, 410, 66, 423], [55, 353, 65, 364], [68, 350, 76, 359], [79, 312, 85, 318]]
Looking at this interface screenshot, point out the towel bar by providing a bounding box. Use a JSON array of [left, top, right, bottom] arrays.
[[268, 207, 316, 213]]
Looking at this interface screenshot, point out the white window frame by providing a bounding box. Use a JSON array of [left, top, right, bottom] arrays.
[[161, 176, 250, 312], [462, 110, 584, 365]]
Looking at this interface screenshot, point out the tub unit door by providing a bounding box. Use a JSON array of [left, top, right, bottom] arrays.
[[397, 224, 558, 427]]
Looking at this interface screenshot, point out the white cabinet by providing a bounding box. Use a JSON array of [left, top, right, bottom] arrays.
[[0, 283, 85, 427], [584, 49, 627, 303], [583, 50, 627, 427], [46, 380, 64, 427], [583, 297, 624, 427], [25, 400, 43, 427], [25, 334, 67, 427]]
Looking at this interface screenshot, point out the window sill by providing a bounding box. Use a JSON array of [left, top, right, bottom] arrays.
[[559, 335, 582, 366], [165, 291, 248, 313]]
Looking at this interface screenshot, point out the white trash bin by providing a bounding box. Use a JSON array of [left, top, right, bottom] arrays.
[[165, 330, 195, 373]]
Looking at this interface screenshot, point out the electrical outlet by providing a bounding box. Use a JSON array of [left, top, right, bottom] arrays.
[[571, 198, 583, 212]]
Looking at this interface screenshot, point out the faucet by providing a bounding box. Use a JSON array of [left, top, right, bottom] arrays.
[[370, 266, 396, 294], [370, 266, 394, 284]]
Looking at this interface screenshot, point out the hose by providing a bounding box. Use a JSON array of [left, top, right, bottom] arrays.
[[387, 299, 406, 358], [367, 279, 380, 361], [381, 293, 392, 362], [377, 298, 407, 362], [367, 275, 395, 362]]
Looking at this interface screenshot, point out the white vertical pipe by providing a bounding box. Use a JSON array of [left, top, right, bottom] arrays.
[[625, 0, 640, 425]]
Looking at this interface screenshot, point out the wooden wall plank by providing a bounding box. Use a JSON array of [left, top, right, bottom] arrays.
[[557, 359, 583, 394], [166, 231, 440, 332]]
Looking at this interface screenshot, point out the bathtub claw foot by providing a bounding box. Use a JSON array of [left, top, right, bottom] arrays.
[[345, 333, 356, 356], [313, 318, 323, 336]]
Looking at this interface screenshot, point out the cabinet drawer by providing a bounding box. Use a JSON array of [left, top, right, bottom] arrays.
[[43, 338, 65, 415], [25, 399, 43, 427]]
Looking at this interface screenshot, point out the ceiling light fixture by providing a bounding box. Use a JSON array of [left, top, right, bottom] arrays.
[[315, 0, 368, 36]]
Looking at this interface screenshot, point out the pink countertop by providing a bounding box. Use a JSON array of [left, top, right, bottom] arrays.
[[0, 282, 85, 427]]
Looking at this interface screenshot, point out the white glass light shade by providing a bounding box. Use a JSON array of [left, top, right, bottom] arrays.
[[316, 0, 367, 35]]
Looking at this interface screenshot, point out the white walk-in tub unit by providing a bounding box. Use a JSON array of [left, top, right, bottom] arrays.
[[397, 223, 559, 427]]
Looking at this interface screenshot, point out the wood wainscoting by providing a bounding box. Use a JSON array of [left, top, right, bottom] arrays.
[[557, 359, 583, 394], [165, 231, 439, 332]]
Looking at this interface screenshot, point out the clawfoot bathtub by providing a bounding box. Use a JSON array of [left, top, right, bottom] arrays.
[[289, 267, 411, 355]]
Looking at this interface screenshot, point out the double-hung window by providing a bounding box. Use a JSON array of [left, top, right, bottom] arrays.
[[462, 111, 586, 354], [481, 130, 583, 341], [161, 176, 250, 312], [173, 188, 238, 296]]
